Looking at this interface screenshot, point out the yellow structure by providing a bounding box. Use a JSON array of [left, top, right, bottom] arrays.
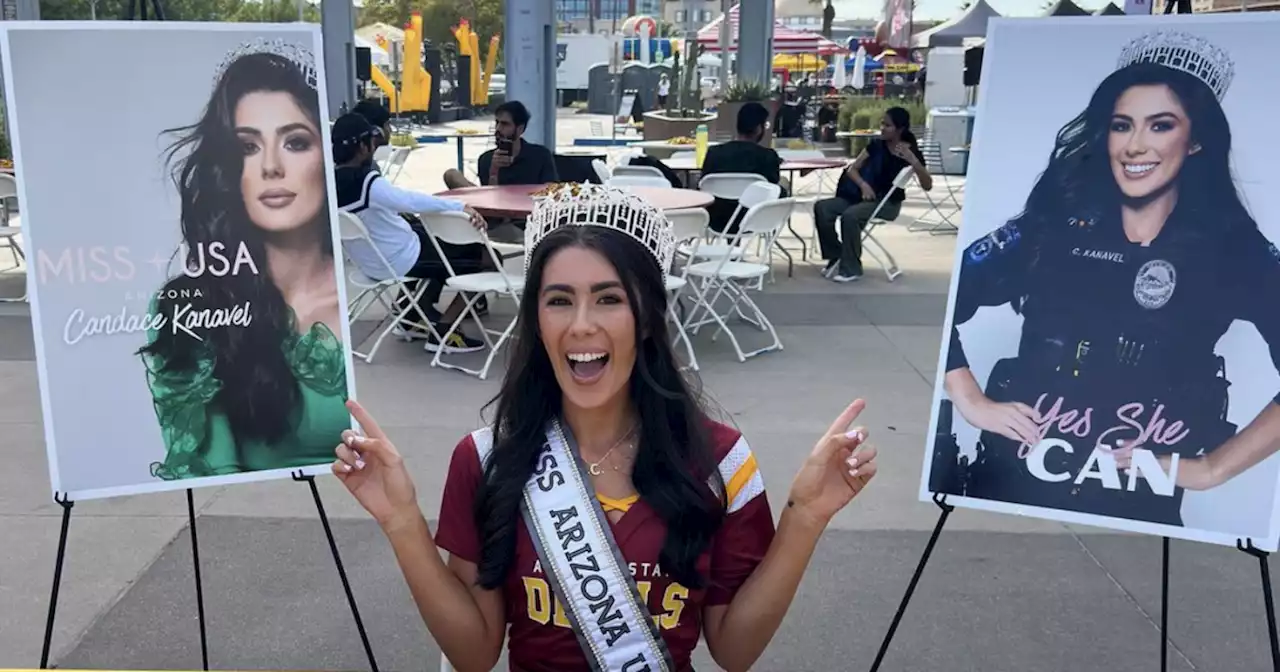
[[452, 19, 501, 106], [393, 12, 432, 113]]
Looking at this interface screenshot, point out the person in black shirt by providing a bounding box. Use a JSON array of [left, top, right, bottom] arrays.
[[813, 106, 932, 281], [930, 36, 1280, 529], [353, 98, 392, 150], [700, 102, 786, 234], [443, 100, 559, 189]]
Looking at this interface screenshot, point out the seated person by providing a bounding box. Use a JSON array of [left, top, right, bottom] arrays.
[[700, 101, 787, 234], [443, 100, 558, 189], [813, 106, 932, 283], [353, 98, 392, 152], [332, 113, 488, 353]]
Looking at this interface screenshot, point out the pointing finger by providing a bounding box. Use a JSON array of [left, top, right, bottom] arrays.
[[826, 399, 867, 438], [347, 399, 387, 441]]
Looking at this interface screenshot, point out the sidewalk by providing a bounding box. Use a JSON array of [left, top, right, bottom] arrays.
[[0, 114, 1273, 671]]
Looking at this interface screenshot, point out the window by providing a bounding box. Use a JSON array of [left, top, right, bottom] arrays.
[[675, 9, 687, 21], [700, 9, 713, 21]]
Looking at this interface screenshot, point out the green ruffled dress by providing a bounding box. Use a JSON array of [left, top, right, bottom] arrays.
[[141, 315, 351, 481]]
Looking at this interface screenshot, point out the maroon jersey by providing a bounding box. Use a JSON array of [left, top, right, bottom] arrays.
[[434, 420, 776, 672]]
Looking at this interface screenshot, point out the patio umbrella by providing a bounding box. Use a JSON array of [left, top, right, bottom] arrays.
[[833, 52, 848, 88], [851, 45, 867, 89]]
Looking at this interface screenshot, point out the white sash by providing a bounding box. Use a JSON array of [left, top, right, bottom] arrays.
[[478, 420, 673, 672]]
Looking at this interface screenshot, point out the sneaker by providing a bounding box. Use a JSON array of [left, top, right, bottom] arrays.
[[822, 260, 840, 279], [832, 272, 863, 283], [392, 323, 434, 341], [424, 330, 486, 354]]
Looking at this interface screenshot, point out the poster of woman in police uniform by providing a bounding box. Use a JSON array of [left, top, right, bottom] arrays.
[[922, 14, 1280, 550]]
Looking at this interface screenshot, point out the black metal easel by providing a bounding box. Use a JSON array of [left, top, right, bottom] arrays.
[[868, 493, 1280, 671], [39, 473, 379, 670]]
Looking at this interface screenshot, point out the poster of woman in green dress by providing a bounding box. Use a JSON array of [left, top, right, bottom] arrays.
[[0, 24, 355, 500]]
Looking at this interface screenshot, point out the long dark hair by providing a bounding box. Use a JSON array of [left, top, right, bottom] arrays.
[[473, 224, 726, 590], [885, 106, 918, 147], [1013, 62, 1253, 237], [139, 51, 327, 445]]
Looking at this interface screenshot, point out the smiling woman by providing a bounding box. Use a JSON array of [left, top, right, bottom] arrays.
[[135, 40, 349, 481], [329, 183, 881, 672]]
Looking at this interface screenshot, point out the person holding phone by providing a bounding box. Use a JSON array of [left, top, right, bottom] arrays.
[[443, 100, 559, 189]]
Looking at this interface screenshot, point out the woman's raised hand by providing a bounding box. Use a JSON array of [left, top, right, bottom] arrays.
[[333, 399, 421, 531], [786, 399, 878, 527]]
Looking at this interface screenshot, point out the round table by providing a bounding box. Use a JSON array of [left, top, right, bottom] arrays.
[[663, 157, 846, 173], [437, 184, 714, 219]]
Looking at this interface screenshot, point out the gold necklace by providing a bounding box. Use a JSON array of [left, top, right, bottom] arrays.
[[587, 426, 637, 476]]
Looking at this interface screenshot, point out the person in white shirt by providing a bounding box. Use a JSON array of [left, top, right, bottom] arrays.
[[332, 113, 488, 354], [657, 74, 670, 108]]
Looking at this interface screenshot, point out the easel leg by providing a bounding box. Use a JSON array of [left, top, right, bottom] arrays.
[[1238, 539, 1280, 671], [187, 489, 209, 670], [39, 494, 74, 670], [294, 473, 380, 672], [868, 493, 955, 672], [1160, 536, 1170, 672]]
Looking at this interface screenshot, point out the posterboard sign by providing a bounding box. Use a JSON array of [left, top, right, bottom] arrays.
[[920, 14, 1280, 551], [0, 23, 356, 501]]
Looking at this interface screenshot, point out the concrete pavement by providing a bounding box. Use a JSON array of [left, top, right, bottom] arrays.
[[0, 112, 1274, 671]]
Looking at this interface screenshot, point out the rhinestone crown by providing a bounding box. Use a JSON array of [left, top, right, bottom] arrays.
[[1116, 30, 1234, 100], [524, 183, 677, 284], [213, 38, 318, 91]]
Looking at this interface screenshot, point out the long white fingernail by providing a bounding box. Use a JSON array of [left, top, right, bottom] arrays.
[[341, 463, 353, 473], [849, 468, 859, 477], [355, 459, 366, 470], [845, 429, 864, 441], [847, 456, 858, 468]]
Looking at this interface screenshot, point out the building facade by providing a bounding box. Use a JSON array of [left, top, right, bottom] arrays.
[[556, 0, 664, 33]]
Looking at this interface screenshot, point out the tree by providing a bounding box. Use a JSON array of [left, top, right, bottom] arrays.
[[358, 0, 503, 61], [37, 0, 320, 21], [808, 0, 835, 40]]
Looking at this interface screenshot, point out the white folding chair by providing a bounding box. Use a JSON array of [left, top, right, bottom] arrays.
[[682, 198, 794, 362], [591, 158, 613, 184], [908, 140, 961, 235], [338, 211, 443, 363], [857, 167, 914, 282], [664, 208, 710, 372], [607, 174, 671, 189], [612, 164, 666, 180], [698, 172, 765, 202], [421, 211, 526, 380], [0, 175, 25, 302], [383, 146, 411, 182], [372, 145, 394, 172]]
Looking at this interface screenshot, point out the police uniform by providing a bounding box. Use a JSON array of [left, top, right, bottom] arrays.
[[936, 207, 1280, 526]]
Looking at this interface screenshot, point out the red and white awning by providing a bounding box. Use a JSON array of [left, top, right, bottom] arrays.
[[695, 4, 827, 54]]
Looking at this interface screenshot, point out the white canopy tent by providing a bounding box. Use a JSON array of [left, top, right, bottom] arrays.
[[911, 0, 1002, 48], [354, 35, 391, 68]]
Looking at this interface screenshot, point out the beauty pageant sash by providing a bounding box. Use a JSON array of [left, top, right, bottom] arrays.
[[474, 421, 674, 672]]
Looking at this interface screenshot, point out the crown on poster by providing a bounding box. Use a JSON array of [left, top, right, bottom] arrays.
[[524, 183, 676, 283], [1116, 31, 1234, 101], [213, 38, 318, 91]]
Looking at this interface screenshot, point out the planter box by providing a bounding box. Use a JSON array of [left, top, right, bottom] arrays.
[[642, 112, 717, 141], [714, 99, 781, 145]]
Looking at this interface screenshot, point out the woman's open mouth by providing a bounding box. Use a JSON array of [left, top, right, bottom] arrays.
[[1122, 162, 1158, 178], [567, 351, 610, 384]]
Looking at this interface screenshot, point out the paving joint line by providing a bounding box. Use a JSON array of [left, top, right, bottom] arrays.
[[1068, 527, 1198, 670]]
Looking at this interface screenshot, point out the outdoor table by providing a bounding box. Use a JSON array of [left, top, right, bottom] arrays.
[[631, 139, 719, 160], [417, 131, 489, 171], [437, 184, 715, 220]]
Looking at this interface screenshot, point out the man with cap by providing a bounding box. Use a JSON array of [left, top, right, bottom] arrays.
[[331, 113, 487, 353]]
